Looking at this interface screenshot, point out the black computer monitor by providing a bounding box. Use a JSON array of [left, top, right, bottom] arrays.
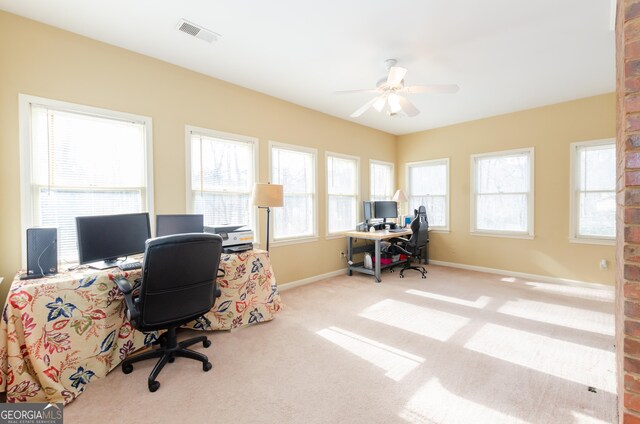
[[156, 214, 204, 237], [363, 201, 374, 222], [374, 201, 398, 221], [76, 212, 151, 269]]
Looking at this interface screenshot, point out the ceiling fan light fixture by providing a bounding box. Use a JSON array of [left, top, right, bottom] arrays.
[[388, 93, 402, 113], [373, 96, 386, 112]]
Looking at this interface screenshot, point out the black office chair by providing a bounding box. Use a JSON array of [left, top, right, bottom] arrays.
[[115, 233, 223, 392], [389, 211, 429, 279]]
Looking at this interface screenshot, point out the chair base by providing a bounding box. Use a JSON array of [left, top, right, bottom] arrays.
[[121, 327, 212, 392], [399, 265, 428, 279]]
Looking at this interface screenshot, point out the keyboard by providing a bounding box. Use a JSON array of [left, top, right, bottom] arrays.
[[119, 262, 142, 271], [389, 228, 406, 233]]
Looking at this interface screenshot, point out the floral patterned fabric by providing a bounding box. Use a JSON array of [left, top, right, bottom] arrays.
[[0, 249, 281, 405]]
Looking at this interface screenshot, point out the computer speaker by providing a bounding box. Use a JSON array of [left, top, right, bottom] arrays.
[[26, 227, 58, 277]]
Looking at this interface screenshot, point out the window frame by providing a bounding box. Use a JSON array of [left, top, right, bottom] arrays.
[[569, 138, 615, 245], [470, 147, 534, 239], [268, 140, 318, 246], [184, 125, 259, 241], [369, 159, 394, 202], [326, 151, 360, 237], [406, 158, 450, 232], [19, 94, 154, 266]]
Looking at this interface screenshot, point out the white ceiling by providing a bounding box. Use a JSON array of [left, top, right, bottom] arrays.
[[0, 0, 616, 135]]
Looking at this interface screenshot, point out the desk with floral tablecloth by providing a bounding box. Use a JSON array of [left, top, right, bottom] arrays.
[[0, 249, 281, 404]]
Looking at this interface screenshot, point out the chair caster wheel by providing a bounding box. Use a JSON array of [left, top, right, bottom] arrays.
[[421, 275, 427, 279], [168, 357, 175, 363], [400, 274, 405, 278], [148, 381, 160, 392], [122, 363, 133, 374], [203, 339, 211, 348], [390, 269, 394, 273], [203, 362, 212, 372]]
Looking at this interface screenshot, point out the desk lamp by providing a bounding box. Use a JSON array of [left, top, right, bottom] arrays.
[[252, 183, 284, 252], [392, 189, 409, 225]]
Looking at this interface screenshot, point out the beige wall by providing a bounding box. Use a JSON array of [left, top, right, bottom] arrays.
[[0, 11, 396, 303], [397, 93, 616, 285]]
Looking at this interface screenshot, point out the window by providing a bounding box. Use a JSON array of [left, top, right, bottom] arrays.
[[570, 139, 615, 243], [270, 142, 317, 241], [327, 153, 359, 235], [370, 160, 394, 201], [19, 95, 153, 263], [471, 148, 534, 237], [407, 159, 449, 230], [186, 127, 258, 233]]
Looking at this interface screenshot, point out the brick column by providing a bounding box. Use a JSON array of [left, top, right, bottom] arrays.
[[619, 1, 640, 422]]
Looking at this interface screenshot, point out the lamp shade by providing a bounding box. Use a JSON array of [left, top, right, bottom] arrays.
[[252, 183, 284, 207], [392, 189, 409, 203]]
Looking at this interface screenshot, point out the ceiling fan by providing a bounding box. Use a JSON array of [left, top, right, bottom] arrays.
[[338, 59, 459, 118]]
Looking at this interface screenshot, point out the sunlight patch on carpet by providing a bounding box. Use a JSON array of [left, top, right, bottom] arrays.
[[399, 378, 520, 424], [406, 289, 491, 309], [463, 322, 615, 393], [316, 326, 425, 381], [359, 299, 470, 342]]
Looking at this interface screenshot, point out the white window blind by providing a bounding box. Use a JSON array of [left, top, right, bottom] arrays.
[[270, 143, 316, 240], [327, 153, 359, 234], [370, 160, 393, 202], [407, 159, 449, 229], [23, 99, 151, 262], [189, 130, 256, 230], [571, 141, 615, 241], [472, 149, 533, 236]]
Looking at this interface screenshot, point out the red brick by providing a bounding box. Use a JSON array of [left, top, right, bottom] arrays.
[[626, 209, 640, 225], [627, 356, 640, 374], [629, 303, 640, 320], [627, 19, 640, 41], [627, 226, 640, 243], [628, 152, 640, 168], [629, 94, 640, 113], [628, 190, 640, 205], [628, 60, 640, 78], [624, 412, 640, 424], [626, 392, 640, 413], [627, 264, 640, 281], [628, 76, 640, 93], [629, 337, 640, 357], [626, 244, 640, 262], [627, 0, 640, 22], [630, 134, 640, 149], [627, 374, 640, 394], [628, 171, 640, 186], [627, 321, 640, 337], [626, 282, 640, 300], [629, 115, 640, 132]]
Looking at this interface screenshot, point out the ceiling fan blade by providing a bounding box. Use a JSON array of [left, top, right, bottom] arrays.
[[387, 66, 407, 85], [397, 95, 420, 117], [335, 89, 380, 95], [402, 84, 460, 94], [373, 94, 387, 112], [350, 96, 381, 118]]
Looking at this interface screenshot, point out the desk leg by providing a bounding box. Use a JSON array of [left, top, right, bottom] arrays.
[[347, 236, 353, 276], [374, 240, 381, 283]]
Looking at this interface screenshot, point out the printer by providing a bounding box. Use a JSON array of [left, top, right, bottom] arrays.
[[204, 224, 254, 253]]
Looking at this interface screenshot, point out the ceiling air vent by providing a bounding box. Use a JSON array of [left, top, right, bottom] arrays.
[[176, 19, 220, 43]]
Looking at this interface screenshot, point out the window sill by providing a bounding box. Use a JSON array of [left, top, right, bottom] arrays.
[[569, 237, 615, 246], [470, 231, 534, 240], [270, 236, 319, 248]]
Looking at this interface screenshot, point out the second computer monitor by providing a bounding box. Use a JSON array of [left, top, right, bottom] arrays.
[[373, 201, 398, 220], [156, 214, 204, 237], [363, 201, 374, 222]]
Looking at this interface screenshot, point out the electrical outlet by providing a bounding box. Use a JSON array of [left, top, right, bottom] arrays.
[[340, 251, 346, 258], [599, 259, 608, 270]]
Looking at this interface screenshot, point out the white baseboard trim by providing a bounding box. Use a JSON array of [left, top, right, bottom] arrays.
[[278, 269, 345, 292], [429, 260, 613, 291]]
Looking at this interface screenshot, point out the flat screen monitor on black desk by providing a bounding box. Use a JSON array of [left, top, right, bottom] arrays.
[[156, 214, 204, 237], [76, 212, 151, 269], [374, 201, 398, 222]]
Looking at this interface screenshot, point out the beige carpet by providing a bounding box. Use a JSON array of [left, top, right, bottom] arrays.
[[64, 265, 616, 424]]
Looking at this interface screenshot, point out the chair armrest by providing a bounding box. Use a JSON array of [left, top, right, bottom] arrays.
[[390, 244, 412, 256], [389, 237, 410, 244], [115, 277, 141, 326]]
